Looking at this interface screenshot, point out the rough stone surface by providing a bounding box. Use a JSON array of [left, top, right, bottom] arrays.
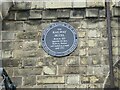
[[1, 1, 120, 89], [37, 76, 65, 84]]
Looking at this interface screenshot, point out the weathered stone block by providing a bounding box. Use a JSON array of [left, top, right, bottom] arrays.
[[4, 67, 13, 76], [87, 0, 105, 7], [88, 40, 96, 47], [88, 47, 101, 55], [73, 0, 86, 8], [2, 31, 16, 40], [113, 7, 120, 17], [2, 41, 14, 50], [57, 9, 70, 18], [37, 76, 65, 84], [24, 21, 41, 31], [2, 58, 20, 67], [13, 50, 39, 58], [79, 48, 87, 56], [115, 0, 120, 7], [11, 77, 22, 87], [24, 58, 36, 67], [13, 2, 31, 10], [22, 41, 39, 51], [42, 10, 57, 19], [2, 50, 13, 59], [16, 31, 38, 40], [70, 9, 85, 18], [81, 75, 90, 84], [86, 8, 99, 18], [29, 10, 42, 19], [66, 75, 80, 84], [80, 56, 88, 65], [112, 38, 118, 46], [99, 9, 105, 17], [14, 68, 42, 76], [23, 76, 36, 86], [79, 39, 87, 47], [88, 30, 98, 38], [43, 66, 56, 75], [5, 11, 16, 20], [66, 56, 80, 66], [31, 2, 44, 9], [16, 11, 30, 20], [78, 31, 86, 38], [113, 47, 118, 55], [90, 76, 100, 83], [45, 1, 72, 9], [58, 66, 80, 74]]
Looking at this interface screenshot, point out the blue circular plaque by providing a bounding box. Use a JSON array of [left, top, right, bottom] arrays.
[[41, 22, 78, 57]]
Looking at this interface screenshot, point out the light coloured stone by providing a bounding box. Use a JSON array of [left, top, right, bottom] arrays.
[[113, 47, 118, 55], [88, 40, 96, 47], [88, 30, 97, 38], [87, 0, 105, 7], [73, 0, 86, 8], [45, 1, 72, 9], [67, 75, 80, 84], [78, 31, 86, 37], [37, 76, 65, 84], [31, 2, 44, 9], [80, 57, 88, 65], [79, 39, 86, 47], [80, 48, 86, 55], [43, 66, 56, 75], [90, 76, 99, 83]]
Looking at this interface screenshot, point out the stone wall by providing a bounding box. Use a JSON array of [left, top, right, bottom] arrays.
[[1, 0, 120, 89]]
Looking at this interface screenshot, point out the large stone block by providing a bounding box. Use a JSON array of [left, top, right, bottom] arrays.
[[80, 56, 88, 65], [66, 56, 80, 66], [31, 2, 44, 9], [24, 21, 41, 31], [66, 75, 80, 84], [22, 41, 39, 51], [58, 66, 80, 74], [87, 0, 105, 7], [79, 48, 87, 56], [70, 9, 85, 18], [16, 31, 38, 40], [88, 39, 97, 47], [23, 76, 36, 86], [88, 30, 98, 38], [2, 41, 14, 50], [115, 0, 120, 7], [14, 68, 43, 76], [2, 31, 16, 40], [73, 0, 86, 8], [57, 9, 70, 18], [43, 66, 56, 75], [16, 11, 30, 20], [37, 76, 65, 84], [2, 50, 13, 59], [81, 75, 90, 83], [11, 77, 22, 87], [2, 58, 20, 67], [113, 7, 120, 17], [12, 2, 31, 10], [24, 58, 36, 67], [29, 10, 42, 19], [45, 1, 72, 9], [86, 8, 99, 18], [42, 10, 57, 19]]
